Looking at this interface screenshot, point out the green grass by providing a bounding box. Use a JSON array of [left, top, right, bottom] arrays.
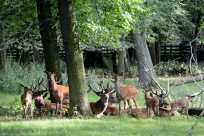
[[1, 60, 204, 135], [0, 116, 203, 136]]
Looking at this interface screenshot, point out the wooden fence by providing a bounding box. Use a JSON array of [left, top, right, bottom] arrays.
[[160, 44, 191, 61], [6, 44, 198, 62]]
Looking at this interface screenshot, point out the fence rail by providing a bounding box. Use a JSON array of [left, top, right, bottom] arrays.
[[6, 44, 203, 62]]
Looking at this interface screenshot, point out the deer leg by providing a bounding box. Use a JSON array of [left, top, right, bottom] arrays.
[[127, 100, 132, 109], [56, 101, 59, 116], [185, 106, 189, 120], [124, 100, 126, 111], [30, 104, 33, 118], [146, 107, 149, 117], [118, 100, 121, 116], [132, 98, 137, 109]]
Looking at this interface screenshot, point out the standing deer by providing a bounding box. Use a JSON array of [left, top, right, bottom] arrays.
[[45, 71, 69, 115], [88, 80, 115, 118], [151, 89, 169, 108], [21, 84, 33, 119], [31, 79, 69, 116], [112, 72, 138, 115], [143, 88, 160, 117], [168, 95, 195, 120]]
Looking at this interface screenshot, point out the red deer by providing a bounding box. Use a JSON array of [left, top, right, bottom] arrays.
[[21, 84, 33, 119], [112, 72, 138, 115], [151, 89, 169, 108], [168, 95, 195, 120], [31, 84, 69, 116], [88, 80, 115, 118], [143, 88, 159, 117], [129, 108, 154, 118], [45, 71, 69, 115], [103, 105, 120, 116], [155, 107, 180, 117]]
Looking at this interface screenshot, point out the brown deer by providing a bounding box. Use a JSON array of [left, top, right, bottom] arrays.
[[143, 88, 160, 117], [112, 72, 138, 115], [21, 84, 33, 119], [88, 80, 115, 118], [151, 89, 169, 108], [31, 80, 69, 116], [168, 95, 195, 120], [129, 108, 154, 118], [45, 71, 69, 115], [156, 107, 180, 117]]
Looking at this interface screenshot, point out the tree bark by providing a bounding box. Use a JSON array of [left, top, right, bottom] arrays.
[[58, 0, 92, 117], [35, 0, 62, 103], [0, 21, 6, 72], [170, 74, 204, 87], [130, 30, 157, 87], [117, 50, 126, 75], [84, 51, 107, 68]]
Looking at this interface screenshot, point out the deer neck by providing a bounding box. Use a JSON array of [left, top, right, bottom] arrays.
[[145, 92, 150, 100], [50, 76, 58, 90], [115, 79, 121, 95]]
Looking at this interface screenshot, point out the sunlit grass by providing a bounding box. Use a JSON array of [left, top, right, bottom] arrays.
[[0, 116, 204, 136]]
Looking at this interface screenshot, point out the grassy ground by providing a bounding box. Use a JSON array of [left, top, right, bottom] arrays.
[[0, 116, 203, 136], [1, 60, 204, 136]]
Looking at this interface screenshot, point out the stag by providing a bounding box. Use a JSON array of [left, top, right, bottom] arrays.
[[168, 95, 195, 120], [143, 88, 160, 117], [88, 80, 115, 118], [112, 72, 138, 115], [45, 71, 69, 115], [151, 89, 169, 108], [21, 84, 33, 119]]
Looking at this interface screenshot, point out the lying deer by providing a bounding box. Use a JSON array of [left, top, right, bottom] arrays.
[[88, 80, 115, 118], [156, 107, 180, 117], [21, 84, 33, 119], [143, 88, 159, 117], [168, 95, 195, 120], [129, 108, 154, 118], [112, 72, 138, 115], [45, 71, 69, 115]]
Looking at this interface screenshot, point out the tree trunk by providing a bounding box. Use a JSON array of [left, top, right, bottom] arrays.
[[33, 46, 41, 62], [20, 49, 30, 65], [58, 0, 92, 117], [117, 50, 125, 74], [84, 51, 107, 68], [35, 0, 62, 103], [0, 21, 6, 72], [170, 74, 204, 87], [111, 51, 117, 74], [130, 31, 157, 87]]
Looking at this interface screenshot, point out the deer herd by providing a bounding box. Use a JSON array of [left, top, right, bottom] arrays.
[[20, 71, 195, 120]]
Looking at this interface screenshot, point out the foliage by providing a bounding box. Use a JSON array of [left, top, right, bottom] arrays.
[[154, 61, 204, 77], [0, 59, 46, 93]]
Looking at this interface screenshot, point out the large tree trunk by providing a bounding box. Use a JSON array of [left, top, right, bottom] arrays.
[[117, 50, 126, 74], [58, 0, 92, 117], [84, 51, 107, 68], [130, 31, 157, 87], [20, 49, 30, 65], [36, 0, 62, 103], [0, 21, 6, 72]]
